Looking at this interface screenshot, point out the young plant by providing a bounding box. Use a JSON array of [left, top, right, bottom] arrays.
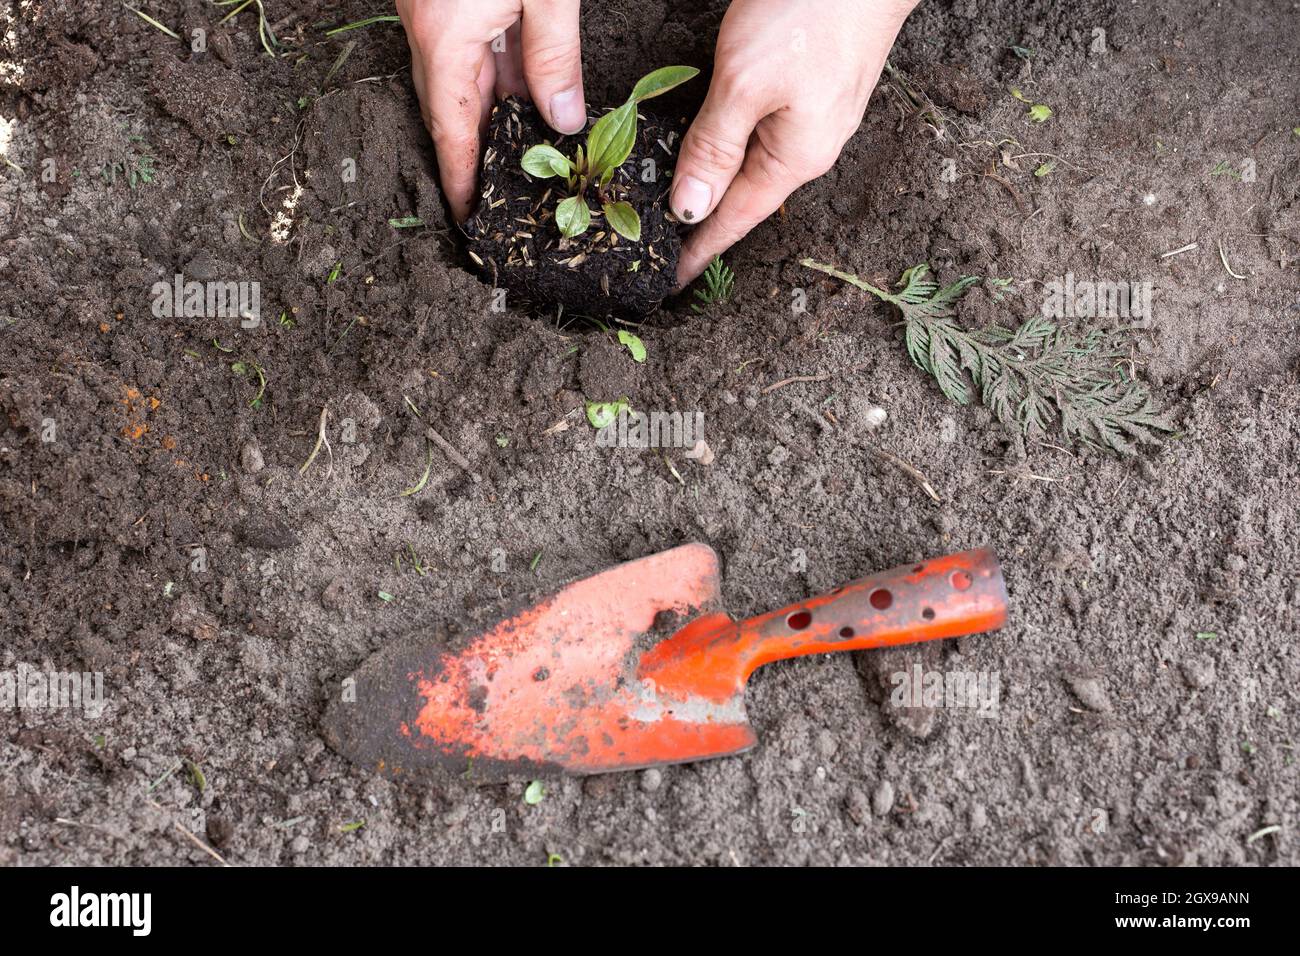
[[691, 255, 735, 313], [801, 259, 1173, 455], [521, 66, 699, 242]]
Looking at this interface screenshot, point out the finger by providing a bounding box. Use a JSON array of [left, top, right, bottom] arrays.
[[494, 21, 527, 100], [669, 78, 766, 226], [477, 46, 497, 138], [422, 42, 491, 222], [676, 128, 806, 286], [519, 0, 586, 134]]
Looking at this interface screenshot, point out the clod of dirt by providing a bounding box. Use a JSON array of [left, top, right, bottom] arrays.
[[465, 98, 684, 318], [1181, 659, 1216, 690], [1064, 672, 1112, 713], [240, 440, 265, 474]]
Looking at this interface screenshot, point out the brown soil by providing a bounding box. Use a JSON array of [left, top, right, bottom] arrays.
[[1, 0, 1298, 867]]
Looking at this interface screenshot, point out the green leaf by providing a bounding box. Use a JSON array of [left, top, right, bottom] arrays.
[[1034, 161, 1054, 177], [603, 201, 641, 242], [378, 590, 395, 603], [524, 780, 545, 805], [388, 216, 425, 228], [628, 65, 700, 104], [585, 397, 629, 429], [617, 330, 647, 363], [1028, 103, 1052, 122], [555, 195, 591, 238], [585, 101, 637, 179], [521, 144, 570, 178]]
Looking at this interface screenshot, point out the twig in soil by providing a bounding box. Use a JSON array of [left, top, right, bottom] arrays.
[[663, 453, 685, 486], [1160, 242, 1198, 258], [123, 4, 182, 41], [299, 405, 333, 478], [399, 441, 434, 498], [987, 468, 1072, 483], [425, 425, 481, 483], [1008, 151, 1095, 174], [170, 820, 231, 867], [762, 372, 831, 395], [863, 441, 942, 503], [259, 117, 305, 217], [973, 170, 1029, 214], [1217, 239, 1248, 280]]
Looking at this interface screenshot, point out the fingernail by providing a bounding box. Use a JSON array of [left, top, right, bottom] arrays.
[[549, 88, 586, 134], [672, 176, 712, 222]]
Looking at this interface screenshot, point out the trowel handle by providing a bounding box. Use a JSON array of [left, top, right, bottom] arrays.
[[736, 549, 1007, 677]]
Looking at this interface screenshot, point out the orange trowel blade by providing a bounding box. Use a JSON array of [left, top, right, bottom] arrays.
[[322, 544, 1007, 781]]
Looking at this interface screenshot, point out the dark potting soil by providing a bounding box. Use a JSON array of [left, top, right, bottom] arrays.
[[464, 97, 685, 318]]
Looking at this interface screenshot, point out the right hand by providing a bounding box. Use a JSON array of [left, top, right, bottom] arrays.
[[394, 0, 588, 222]]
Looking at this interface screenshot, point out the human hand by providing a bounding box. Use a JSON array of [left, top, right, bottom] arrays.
[[395, 0, 587, 222], [671, 0, 918, 284]]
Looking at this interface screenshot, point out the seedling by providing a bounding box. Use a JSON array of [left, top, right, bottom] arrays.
[[692, 256, 735, 313], [801, 259, 1173, 455], [521, 66, 699, 241]]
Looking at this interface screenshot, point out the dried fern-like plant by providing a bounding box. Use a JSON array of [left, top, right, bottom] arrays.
[[801, 259, 1172, 454]]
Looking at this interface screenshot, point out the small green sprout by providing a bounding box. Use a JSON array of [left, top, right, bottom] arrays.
[[691, 256, 735, 313], [521, 66, 699, 241], [524, 780, 545, 805], [1034, 161, 1054, 177]]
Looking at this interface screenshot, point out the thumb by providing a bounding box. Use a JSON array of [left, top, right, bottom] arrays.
[[520, 0, 586, 135], [670, 82, 762, 224]]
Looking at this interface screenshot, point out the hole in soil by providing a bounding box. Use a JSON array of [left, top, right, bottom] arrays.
[[951, 571, 973, 591], [786, 610, 812, 630], [869, 589, 893, 610], [839, 626, 855, 638], [922, 607, 936, 621]]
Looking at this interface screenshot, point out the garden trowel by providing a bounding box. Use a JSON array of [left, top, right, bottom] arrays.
[[322, 544, 1007, 781]]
